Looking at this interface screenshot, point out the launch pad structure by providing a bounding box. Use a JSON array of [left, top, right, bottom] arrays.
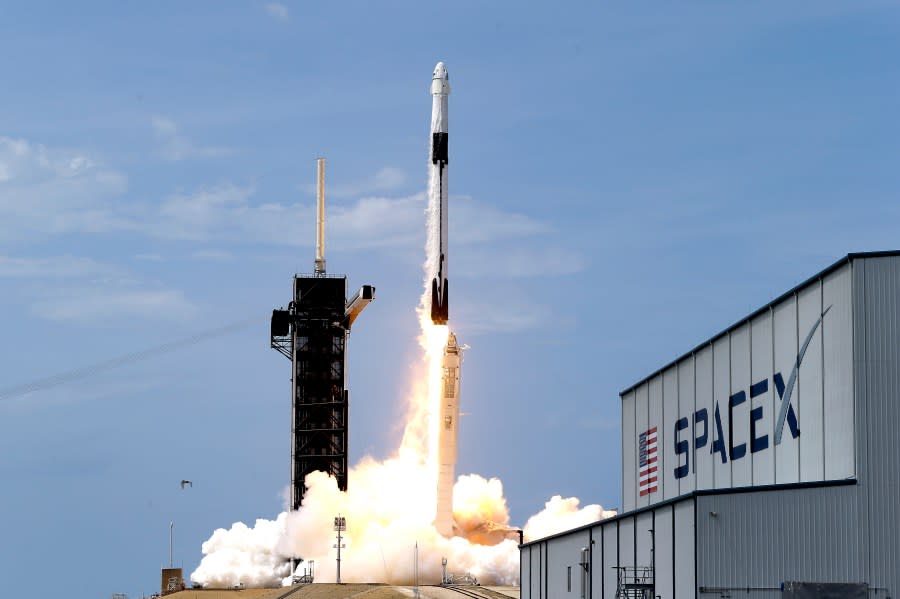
[[270, 158, 374, 511]]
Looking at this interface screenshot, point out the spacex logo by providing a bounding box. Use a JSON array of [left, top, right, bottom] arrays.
[[773, 305, 831, 444], [669, 307, 831, 480]]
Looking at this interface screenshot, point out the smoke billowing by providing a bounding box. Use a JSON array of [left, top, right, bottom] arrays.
[[190, 129, 615, 588], [191, 462, 614, 587]]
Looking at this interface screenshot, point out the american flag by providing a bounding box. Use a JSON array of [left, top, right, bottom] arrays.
[[638, 427, 658, 496]]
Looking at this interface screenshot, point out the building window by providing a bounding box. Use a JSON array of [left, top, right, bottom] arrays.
[[567, 566, 571, 592]]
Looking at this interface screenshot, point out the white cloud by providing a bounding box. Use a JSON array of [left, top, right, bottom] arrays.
[[0, 252, 196, 325], [452, 195, 548, 243], [0, 255, 119, 278], [265, 3, 289, 21], [150, 184, 425, 249], [0, 135, 568, 280], [147, 185, 564, 274], [456, 246, 586, 279], [157, 183, 256, 240], [329, 192, 425, 248], [31, 286, 197, 324], [0, 136, 130, 240], [151, 116, 231, 162], [313, 167, 409, 199], [455, 296, 552, 335]]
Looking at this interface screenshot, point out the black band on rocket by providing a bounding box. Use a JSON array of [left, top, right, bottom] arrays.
[[432, 132, 448, 164]]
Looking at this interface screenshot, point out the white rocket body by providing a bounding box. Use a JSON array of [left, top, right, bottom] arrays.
[[429, 62, 450, 325], [435, 332, 461, 537]]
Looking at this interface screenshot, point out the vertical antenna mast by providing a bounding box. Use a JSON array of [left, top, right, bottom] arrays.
[[314, 157, 326, 274]]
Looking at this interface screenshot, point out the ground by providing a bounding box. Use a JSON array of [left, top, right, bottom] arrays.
[[163, 585, 519, 599]]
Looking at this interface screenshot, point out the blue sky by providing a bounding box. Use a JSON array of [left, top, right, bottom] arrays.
[[0, 1, 898, 597]]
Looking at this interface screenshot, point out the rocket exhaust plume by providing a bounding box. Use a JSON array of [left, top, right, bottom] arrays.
[[190, 62, 616, 589]]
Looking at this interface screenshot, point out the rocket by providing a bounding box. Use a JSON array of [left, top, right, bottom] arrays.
[[430, 61, 460, 538], [429, 61, 450, 325], [434, 331, 461, 537]]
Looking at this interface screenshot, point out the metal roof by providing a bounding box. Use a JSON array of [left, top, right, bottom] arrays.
[[619, 250, 900, 397], [518, 478, 855, 548]]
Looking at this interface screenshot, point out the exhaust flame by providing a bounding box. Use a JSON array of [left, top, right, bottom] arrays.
[[190, 152, 615, 589]]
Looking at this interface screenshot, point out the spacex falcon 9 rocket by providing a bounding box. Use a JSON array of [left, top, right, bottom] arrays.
[[429, 62, 461, 538], [430, 61, 450, 326]]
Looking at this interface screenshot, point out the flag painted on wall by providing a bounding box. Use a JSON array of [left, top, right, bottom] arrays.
[[638, 427, 658, 496]]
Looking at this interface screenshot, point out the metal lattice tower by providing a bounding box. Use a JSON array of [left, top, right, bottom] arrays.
[[270, 159, 373, 510], [271, 274, 373, 510]]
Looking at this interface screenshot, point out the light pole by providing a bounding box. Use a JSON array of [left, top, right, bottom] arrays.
[[333, 515, 346, 584], [516, 528, 525, 593], [414, 542, 419, 599]]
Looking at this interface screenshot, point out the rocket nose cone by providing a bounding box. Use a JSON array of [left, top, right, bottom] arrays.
[[433, 61, 448, 80]]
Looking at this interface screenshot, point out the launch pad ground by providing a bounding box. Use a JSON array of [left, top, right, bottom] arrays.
[[164, 584, 518, 599]]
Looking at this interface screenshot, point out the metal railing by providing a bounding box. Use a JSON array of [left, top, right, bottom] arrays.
[[614, 565, 655, 599]]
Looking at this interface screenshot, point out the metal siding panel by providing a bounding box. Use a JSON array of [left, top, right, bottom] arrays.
[[636, 382, 651, 508], [590, 525, 603, 599], [521, 547, 530, 599], [712, 336, 731, 488], [730, 323, 752, 486], [678, 358, 696, 495], [654, 505, 674, 599], [750, 310, 775, 485], [531, 544, 542, 599], [635, 512, 654, 568], [622, 390, 637, 512], [850, 260, 871, 586], [547, 531, 590, 598], [696, 486, 865, 587], [602, 522, 618, 599], [694, 345, 714, 491], [861, 256, 900, 593], [662, 368, 678, 501], [798, 282, 825, 482], [619, 517, 635, 569], [822, 266, 855, 480], [674, 499, 695, 599], [773, 294, 800, 483]]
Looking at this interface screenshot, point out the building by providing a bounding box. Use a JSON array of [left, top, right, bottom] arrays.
[[520, 252, 900, 599]]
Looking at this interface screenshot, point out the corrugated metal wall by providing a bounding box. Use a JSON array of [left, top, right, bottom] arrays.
[[521, 498, 696, 599], [692, 255, 900, 594], [545, 529, 591, 598], [857, 256, 900, 595], [695, 485, 866, 590]]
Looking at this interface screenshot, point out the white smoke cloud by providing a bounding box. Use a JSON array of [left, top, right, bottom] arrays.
[[191, 466, 609, 588], [191, 516, 291, 588], [522, 496, 617, 542]]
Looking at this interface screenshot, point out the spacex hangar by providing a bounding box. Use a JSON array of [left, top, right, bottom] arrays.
[[520, 252, 900, 599]]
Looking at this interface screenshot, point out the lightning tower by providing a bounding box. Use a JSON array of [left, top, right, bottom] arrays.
[[270, 158, 374, 510]]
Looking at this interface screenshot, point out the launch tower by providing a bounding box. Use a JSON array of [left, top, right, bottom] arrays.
[[270, 158, 374, 510]]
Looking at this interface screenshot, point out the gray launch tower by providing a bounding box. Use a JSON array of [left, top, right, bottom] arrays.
[[270, 159, 374, 510]]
